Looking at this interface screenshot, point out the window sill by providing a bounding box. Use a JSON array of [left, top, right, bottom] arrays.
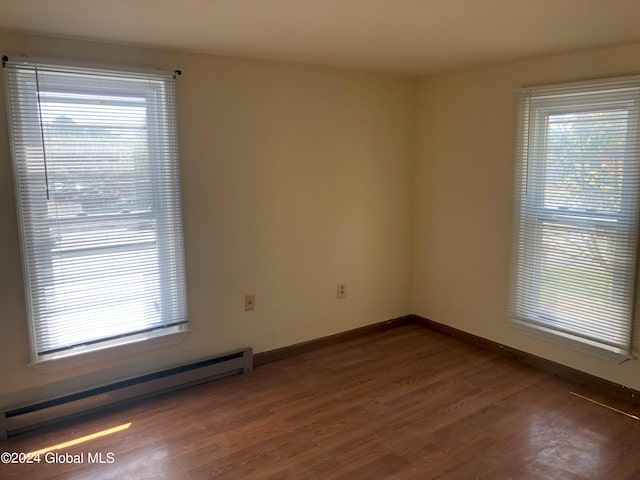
[[29, 326, 190, 373], [509, 318, 630, 364]]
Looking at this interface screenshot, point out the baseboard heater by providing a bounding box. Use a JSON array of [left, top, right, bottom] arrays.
[[0, 347, 253, 439]]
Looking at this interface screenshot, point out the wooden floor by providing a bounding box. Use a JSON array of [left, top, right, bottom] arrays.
[[2, 325, 640, 479]]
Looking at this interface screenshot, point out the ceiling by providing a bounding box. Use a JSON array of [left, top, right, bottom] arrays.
[[0, 0, 639, 75]]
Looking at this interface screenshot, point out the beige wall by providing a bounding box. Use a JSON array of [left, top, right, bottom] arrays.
[[0, 31, 415, 408], [413, 43, 640, 391], [3, 28, 640, 410]]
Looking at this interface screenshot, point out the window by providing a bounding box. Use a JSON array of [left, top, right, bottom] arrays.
[[4, 58, 188, 364], [509, 76, 640, 361]]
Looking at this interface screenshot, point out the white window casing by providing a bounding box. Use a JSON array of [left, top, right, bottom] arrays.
[[509, 76, 640, 362], [3, 57, 188, 365]]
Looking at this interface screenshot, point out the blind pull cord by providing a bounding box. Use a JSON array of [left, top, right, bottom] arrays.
[[34, 65, 51, 201]]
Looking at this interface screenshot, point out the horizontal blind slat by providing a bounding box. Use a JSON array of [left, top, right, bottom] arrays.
[[4, 59, 188, 359], [509, 76, 640, 357]]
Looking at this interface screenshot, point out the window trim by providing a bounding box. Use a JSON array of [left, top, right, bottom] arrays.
[[509, 76, 640, 362], [3, 56, 188, 368], [31, 326, 189, 373]]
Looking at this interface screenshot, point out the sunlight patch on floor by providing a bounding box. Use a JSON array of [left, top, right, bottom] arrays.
[[27, 422, 132, 458], [570, 392, 639, 421]]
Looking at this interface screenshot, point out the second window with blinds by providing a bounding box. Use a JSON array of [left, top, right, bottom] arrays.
[[509, 76, 640, 361], [4, 59, 188, 367]]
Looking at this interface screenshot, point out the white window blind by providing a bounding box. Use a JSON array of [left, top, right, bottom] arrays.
[[509, 76, 640, 360], [4, 58, 188, 363]]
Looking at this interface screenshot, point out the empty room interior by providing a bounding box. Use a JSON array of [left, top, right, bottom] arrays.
[[1, 1, 640, 478]]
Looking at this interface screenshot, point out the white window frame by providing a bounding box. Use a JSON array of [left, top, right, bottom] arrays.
[[509, 76, 640, 362], [3, 57, 189, 370]]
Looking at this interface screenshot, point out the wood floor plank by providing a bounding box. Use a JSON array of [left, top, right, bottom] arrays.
[[2, 324, 640, 479]]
